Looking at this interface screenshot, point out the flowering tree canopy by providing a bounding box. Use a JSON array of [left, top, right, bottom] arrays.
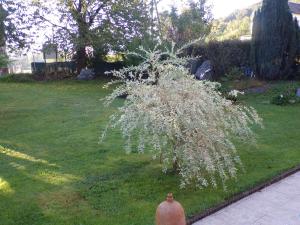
[[102, 47, 263, 188]]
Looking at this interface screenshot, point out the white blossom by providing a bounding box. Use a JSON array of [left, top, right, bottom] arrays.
[[229, 90, 245, 98], [102, 47, 263, 188]]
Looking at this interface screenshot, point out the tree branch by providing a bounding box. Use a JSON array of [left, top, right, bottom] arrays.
[[88, 0, 109, 26], [38, 15, 74, 37]]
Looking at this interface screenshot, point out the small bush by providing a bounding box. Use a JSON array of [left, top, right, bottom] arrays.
[[271, 94, 290, 105], [222, 67, 245, 82], [0, 74, 35, 82], [271, 85, 300, 105], [102, 47, 263, 189]]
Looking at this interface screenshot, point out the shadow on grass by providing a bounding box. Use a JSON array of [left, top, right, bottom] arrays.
[[0, 144, 84, 224]]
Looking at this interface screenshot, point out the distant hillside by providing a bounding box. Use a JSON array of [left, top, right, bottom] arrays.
[[224, 0, 300, 22], [223, 3, 261, 22], [209, 1, 299, 41]]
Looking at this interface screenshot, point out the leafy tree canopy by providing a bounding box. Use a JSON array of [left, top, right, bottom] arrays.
[[161, 0, 212, 47], [0, 1, 30, 51], [31, 0, 151, 71]]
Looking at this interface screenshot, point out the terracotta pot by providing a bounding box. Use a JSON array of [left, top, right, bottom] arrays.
[[156, 193, 186, 225]]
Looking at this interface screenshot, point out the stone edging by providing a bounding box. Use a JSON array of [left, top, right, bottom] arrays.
[[187, 164, 300, 225]]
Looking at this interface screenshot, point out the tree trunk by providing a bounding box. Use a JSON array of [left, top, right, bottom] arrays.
[[172, 145, 179, 173], [76, 46, 88, 74], [76, 18, 89, 74], [172, 158, 179, 173]]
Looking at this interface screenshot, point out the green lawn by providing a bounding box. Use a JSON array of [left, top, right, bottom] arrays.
[[0, 79, 300, 225]]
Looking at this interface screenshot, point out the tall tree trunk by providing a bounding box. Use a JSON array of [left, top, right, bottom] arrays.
[[76, 47, 88, 73], [172, 145, 179, 173], [76, 15, 89, 73]]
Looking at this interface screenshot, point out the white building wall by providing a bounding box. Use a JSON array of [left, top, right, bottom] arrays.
[[294, 14, 300, 26], [8, 52, 44, 74]]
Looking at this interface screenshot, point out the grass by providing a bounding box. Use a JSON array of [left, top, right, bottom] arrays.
[[0, 79, 300, 225]]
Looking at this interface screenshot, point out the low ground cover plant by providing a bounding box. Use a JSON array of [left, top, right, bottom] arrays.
[[271, 89, 300, 105], [270, 82, 300, 105]]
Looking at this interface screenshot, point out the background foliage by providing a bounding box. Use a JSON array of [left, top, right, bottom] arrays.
[[161, 0, 212, 47]]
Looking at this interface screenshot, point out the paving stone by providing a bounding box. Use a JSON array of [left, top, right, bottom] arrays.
[[195, 216, 226, 225], [193, 172, 300, 225]]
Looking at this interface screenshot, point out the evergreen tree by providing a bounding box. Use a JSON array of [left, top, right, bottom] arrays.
[[251, 0, 300, 79]]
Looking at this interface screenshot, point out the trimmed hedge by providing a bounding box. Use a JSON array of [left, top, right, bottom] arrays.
[[184, 40, 251, 79], [92, 61, 124, 76], [31, 60, 124, 79]]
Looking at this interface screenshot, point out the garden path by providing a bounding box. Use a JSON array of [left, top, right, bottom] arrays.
[[193, 171, 300, 225]]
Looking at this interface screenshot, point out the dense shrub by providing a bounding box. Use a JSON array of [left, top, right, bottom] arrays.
[[183, 40, 251, 79], [93, 61, 124, 76]]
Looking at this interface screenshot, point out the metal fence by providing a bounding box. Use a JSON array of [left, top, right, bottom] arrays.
[[31, 62, 76, 75]]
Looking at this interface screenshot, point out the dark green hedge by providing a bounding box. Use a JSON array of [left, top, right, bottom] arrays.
[[184, 40, 252, 79]]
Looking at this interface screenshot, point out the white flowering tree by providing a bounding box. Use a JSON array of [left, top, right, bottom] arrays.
[[102, 47, 263, 188]]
